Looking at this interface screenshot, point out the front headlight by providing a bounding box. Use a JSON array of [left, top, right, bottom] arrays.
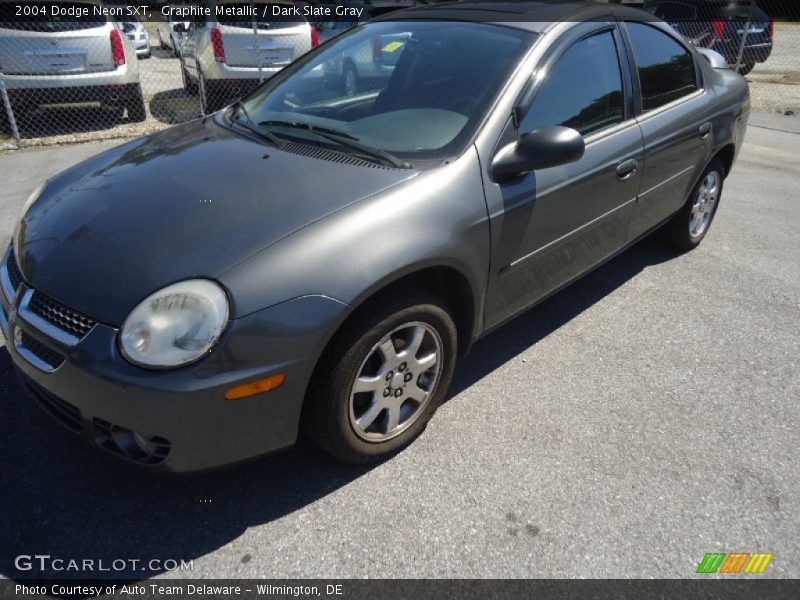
[[119, 279, 229, 369]]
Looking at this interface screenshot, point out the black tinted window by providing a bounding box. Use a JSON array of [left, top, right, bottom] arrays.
[[522, 31, 624, 137], [651, 2, 698, 20], [626, 22, 697, 111]]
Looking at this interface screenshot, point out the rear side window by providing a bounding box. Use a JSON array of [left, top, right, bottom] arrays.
[[625, 22, 697, 111], [521, 31, 624, 137]]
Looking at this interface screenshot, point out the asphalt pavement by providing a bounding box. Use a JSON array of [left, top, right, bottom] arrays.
[[0, 113, 798, 579]]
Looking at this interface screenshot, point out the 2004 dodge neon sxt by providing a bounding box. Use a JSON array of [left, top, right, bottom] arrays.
[[2, 2, 749, 471]]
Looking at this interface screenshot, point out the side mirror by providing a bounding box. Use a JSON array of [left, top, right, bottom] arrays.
[[697, 47, 728, 70], [490, 125, 585, 182]]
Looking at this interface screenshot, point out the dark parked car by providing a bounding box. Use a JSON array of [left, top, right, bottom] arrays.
[[644, 0, 774, 74], [1, 1, 749, 471]]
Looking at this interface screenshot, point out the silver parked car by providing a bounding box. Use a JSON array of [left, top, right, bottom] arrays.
[[154, 18, 189, 56], [181, 0, 318, 114], [121, 21, 150, 59], [0, 0, 146, 124]]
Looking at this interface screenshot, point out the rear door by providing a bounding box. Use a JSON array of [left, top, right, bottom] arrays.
[[0, 1, 115, 75], [621, 21, 714, 237], [215, 1, 310, 68]]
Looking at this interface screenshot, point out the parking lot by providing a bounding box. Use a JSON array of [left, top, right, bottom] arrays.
[[0, 112, 797, 579]]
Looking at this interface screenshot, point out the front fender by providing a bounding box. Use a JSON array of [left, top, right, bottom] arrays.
[[219, 147, 490, 337]]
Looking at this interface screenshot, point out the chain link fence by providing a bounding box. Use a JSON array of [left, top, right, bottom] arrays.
[[1, 0, 798, 151]]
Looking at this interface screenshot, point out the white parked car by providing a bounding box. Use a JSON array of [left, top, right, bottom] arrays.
[[0, 0, 146, 125], [155, 18, 190, 56], [122, 21, 150, 59], [181, 0, 318, 114]]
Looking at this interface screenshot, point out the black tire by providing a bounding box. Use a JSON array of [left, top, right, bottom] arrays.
[[125, 86, 147, 122], [303, 290, 458, 463], [660, 158, 725, 251], [199, 71, 223, 114], [737, 62, 755, 76], [182, 61, 198, 95]]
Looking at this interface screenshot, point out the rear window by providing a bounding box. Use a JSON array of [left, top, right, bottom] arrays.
[[651, 2, 698, 21], [0, 2, 107, 32], [216, 3, 307, 29], [720, 3, 769, 21]]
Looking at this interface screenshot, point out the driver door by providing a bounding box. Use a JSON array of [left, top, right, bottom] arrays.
[[483, 25, 644, 329]]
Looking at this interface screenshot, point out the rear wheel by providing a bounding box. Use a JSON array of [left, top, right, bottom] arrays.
[[199, 71, 223, 114], [125, 85, 147, 122], [660, 159, 724, 251], [303, 291, 457, 463], [181, 60, 198, 94], [737, 62, 755, 76]]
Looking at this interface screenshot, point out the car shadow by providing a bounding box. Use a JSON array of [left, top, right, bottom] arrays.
[[149, 90, 202, 124], [0, 237, 678, 582]]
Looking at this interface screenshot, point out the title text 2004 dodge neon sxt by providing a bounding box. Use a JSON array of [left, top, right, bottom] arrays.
[[1, 2, 749, 471]]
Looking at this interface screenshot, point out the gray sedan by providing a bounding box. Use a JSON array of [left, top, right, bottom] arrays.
[[1, 2, 749, 471]]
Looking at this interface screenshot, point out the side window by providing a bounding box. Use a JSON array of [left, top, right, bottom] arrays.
[[625, 22, 698, 111], [521, 31, 624, 137]]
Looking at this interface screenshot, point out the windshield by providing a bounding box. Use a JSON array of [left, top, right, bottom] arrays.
[[238, 21, 535, 161]]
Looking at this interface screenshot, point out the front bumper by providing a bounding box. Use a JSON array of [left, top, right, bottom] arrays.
[[1, 247, 349, 472]]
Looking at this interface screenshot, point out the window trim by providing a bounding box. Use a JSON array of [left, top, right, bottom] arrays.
[[513, 22, 634, 138], [618, 19, 704, 116]]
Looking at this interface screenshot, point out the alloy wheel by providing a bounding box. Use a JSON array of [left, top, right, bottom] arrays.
[[349, 322, 443, 442], [689, 170, 720, 238]]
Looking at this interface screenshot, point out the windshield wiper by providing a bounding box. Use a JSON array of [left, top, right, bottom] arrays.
[[259, 119, 411, 169], [229, 102, 285, 149]]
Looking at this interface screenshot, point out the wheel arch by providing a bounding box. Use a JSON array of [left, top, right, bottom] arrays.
[[713, 143, 737, 179], [321, 263, 480, 367]]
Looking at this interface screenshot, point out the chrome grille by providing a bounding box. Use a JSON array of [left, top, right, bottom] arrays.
[[28, 291, 97, 339]]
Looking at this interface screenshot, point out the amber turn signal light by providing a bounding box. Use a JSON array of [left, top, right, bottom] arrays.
[[224, 374, 285, 400]]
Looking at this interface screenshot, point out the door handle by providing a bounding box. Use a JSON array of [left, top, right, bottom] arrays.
[[616, 158, 638, 181], [699, 122, 713, 139]]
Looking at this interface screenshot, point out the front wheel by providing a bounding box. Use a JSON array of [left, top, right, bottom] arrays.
[[303, 291, 458, 463], [660, 159, 724, 251], [125, 85, 147, 122]]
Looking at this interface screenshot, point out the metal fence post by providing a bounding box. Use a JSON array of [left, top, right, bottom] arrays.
[[734, 0, 756, 72], [0, 74, 21, 149]]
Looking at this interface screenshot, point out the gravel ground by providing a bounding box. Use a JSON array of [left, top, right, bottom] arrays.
[[747, 22, 800, 115], [0, 113, 798, 580]]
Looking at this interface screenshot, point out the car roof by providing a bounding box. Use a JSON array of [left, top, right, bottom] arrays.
[[371, 1, 655, 33]]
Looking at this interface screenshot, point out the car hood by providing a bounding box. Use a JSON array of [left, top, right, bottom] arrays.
[[15, 117, 418, 324]]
